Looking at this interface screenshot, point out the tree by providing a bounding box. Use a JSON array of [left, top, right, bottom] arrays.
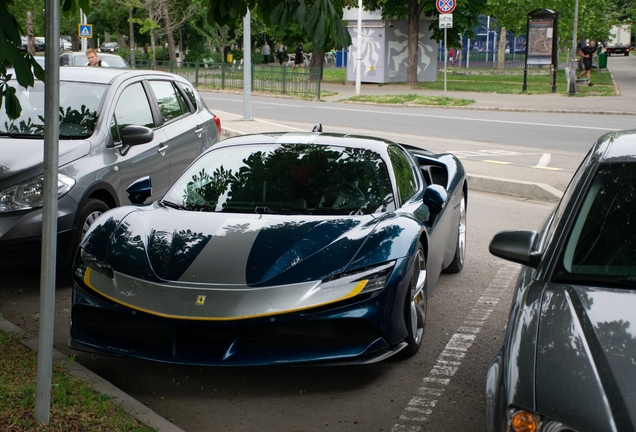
[[363, 0, 487, 86], [205, 0, 352, 70], [484, 0, 629, 48]]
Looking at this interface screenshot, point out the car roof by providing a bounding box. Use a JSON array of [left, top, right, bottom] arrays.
[[214, 132, 398, 154], [596, 129, 636, 163], [24, 67, 190, 86]]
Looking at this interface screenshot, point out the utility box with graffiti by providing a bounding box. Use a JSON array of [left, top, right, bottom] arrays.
[[343, 8, 437, 84]]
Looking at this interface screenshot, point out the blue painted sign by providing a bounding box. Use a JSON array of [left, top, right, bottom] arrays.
[[78, 24, 92, 38]]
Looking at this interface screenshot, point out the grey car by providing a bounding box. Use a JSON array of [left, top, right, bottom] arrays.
[[0, 67, 222, 268], [60, 52, 129, 68], [486, 130, 636, 432]]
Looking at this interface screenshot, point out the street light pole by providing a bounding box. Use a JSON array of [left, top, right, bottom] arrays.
[[355, 0, 362, 95], [569, 0, 579, 94]]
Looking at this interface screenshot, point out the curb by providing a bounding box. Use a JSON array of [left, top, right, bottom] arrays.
[[0, 319, 186, 432], [467, 174, 562, 202], [221, 127, 563, 203]]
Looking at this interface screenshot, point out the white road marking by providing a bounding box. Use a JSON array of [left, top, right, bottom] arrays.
[[392, 263, 520, 432], [204, 95, 616, 131], [537, 153, 551, 167]]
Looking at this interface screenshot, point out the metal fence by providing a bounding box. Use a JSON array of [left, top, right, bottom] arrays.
[[133, 60, 322, 99]]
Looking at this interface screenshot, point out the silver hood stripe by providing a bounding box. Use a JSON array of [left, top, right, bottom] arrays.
[[83, 267, 367, 320]]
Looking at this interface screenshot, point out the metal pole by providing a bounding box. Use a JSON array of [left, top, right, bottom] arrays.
[[444, 27, 447, 97], [569, 0, 579, 94], [467, 37, 470, 68], [81, 11, 87, 52], [36, 0, 60, 422], [243, 10, 252, 120], [355, 1, 362, 95]]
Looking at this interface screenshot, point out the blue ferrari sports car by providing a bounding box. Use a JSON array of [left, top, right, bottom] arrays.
[[69, 130, 468, 366]]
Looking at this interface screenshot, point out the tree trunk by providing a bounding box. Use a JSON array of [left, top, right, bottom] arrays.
[[497, 27, 506, 70], [160, 0, 178, 64], [150, 32, 157, 68], [26, 11, 36, 56], [128, 8, 136, 67], [406, 0, 420, 87], [104, 32, 111, 43], [310, 46, 325, 81]]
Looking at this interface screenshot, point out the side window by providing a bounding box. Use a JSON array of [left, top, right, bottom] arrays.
[[178, 83, 198, 111], [149, 80, 188, 123], [388, 145, 419, 204], [112, 82, 154, 141], [60, 54, 69, 66]]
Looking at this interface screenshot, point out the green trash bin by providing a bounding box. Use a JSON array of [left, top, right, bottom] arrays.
[[598, 52, 608, 68]]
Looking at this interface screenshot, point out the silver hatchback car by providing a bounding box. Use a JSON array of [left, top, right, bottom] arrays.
[[0, 67, 222, 268]]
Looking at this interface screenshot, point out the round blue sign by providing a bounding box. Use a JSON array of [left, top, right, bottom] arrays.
[[436, 0, 456, 14]]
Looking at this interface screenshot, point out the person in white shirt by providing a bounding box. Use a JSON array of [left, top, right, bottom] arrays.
[[85, 48, 109, 67]]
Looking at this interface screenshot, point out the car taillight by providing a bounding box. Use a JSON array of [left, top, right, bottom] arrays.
[[214, 114, 222, 135]]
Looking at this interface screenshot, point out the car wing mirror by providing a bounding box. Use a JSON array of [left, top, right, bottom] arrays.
[[121, 125, 154, 146], [489, 230, 542, 268], [423, 184, 447, 215], [126, 176, 152, 204]]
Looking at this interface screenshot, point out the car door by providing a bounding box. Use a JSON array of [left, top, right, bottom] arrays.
[[110, 80, 171, 203], [146, 80, 208, 184]]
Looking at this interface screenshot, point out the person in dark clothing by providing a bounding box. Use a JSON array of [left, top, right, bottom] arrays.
[[578, 40, 596, 86], [277, 43, 285, 65], [292, 42, 304, 72]]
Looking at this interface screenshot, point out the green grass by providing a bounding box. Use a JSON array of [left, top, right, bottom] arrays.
[[319, 67, 616, 96], [322, 68, 347, 83], [416, 69, 616, 96], [343, 93, 474, 106], [0, 329, 155, 431]]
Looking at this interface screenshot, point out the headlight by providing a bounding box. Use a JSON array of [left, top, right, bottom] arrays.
[[321, 262, 395, 295], [0, 173, 75, 212]]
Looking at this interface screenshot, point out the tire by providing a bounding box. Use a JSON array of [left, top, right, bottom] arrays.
[[402, 244, 427, 357], [444, 191, 467, 274], [71, 198, 109, 258]]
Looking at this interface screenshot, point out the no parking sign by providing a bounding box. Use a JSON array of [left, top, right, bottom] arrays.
[[436, 0, 456, 14]]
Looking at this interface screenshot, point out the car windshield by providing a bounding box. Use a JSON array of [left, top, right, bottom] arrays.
[[163, 143, 395, 215], [555, 162, 636, 286], [0, 81, 105, 138]]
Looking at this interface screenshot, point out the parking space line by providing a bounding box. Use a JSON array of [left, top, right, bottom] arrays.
[[391, 263, 519, 432], [482, 160, 512, 165]]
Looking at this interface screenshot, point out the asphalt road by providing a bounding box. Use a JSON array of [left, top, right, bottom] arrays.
[[200, 93, 634, 155], [0, 191, 554, 432]]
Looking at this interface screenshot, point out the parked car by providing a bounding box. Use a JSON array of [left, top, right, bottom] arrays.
[[60, 38, 72, 51], [69, 129, 468, 366], [486, 130, 636, 432], [60, 52, 129, 68], [34, 37, 45, 51], [99, 42, 119, 52], [0, 67, 222, 268]]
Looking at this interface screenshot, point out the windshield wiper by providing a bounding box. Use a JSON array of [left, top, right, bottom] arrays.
[[0, 131, 43, 138], [160, 200, 184, 210], [254, 206, 311, 215]]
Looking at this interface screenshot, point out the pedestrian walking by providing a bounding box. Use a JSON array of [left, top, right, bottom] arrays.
[[277, 42, 285, 65], [85, 48, 109, 67], [262, 41, 271, 65], [577, 40, 596, 86], [292, 42, 304, 73]]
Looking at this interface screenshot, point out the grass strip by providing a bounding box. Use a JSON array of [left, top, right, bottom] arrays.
[[343, 93, 475, 106], [0, 329, 155, 431]]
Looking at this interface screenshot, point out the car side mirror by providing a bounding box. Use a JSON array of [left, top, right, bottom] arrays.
[[489, 230, 542, 268], [126, 176, 152, 204], [423, 184, 447, 215], [121, 125, 154, 146]]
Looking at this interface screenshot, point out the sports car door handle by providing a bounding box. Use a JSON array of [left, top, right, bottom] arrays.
[[194, 127, 204, 137], [157, 144, 168, 155]]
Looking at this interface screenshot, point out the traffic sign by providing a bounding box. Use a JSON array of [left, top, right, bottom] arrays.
[[436, 0, 456, 14], [78, 24, 92, 38], [439, 13, 453, 28]]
